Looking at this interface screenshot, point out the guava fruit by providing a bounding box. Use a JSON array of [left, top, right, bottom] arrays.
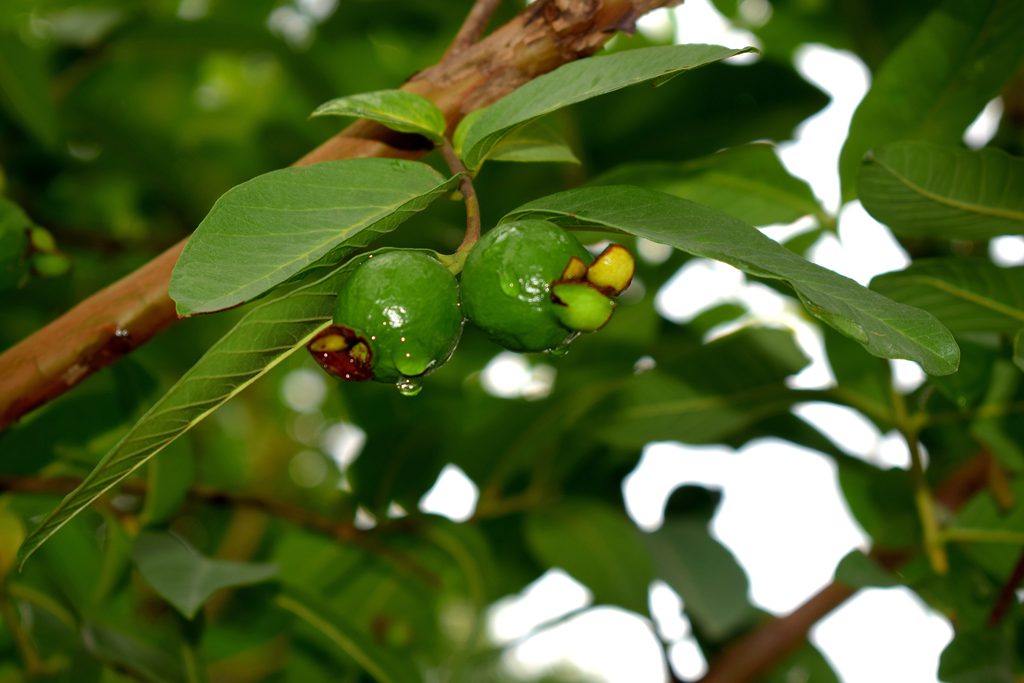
[[309, 250, 463, 383]]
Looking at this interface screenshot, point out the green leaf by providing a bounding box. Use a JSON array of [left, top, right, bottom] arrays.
[[457, 43, 755, 170], [871, 258, 1024, 334], [834, 550, 900, 588], [17, 257, 367, 568], [486, 122, 580, 165], [839, 0, 1024, 198], [592, 143, 826, 227], [951, 480, 1024, 577], [275, 588, 422, 683], [132, 532, 277, 619], [647, 518, 755, 640], [859, 142, 1024, 239], [170, 159, 458, 315], [0, 30, 59, 148], [524, 499, 653, 614], [838, 462, 920, 547], [598, 328, 808, 448], [81, 622, 184, 683], [140, 440, 195, 526], [504, 186, 960, 375], [311, 89, 447, 142], [938, 627, 1015, 683]]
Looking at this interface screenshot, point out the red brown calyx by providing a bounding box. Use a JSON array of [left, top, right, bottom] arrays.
[[308, 325, 374, 381]]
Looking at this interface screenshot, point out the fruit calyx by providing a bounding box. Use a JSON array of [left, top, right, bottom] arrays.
[[549, 243, 635, 332], [308, 325, 374, 381]]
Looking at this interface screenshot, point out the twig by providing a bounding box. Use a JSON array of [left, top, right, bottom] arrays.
[[0, 0, 677, 431], [439, 138, 482, 258], [0, 475, 440, 588], [699, 582, 858, 683], [891, 388, 948, 574], [444, 0, 504, 59], [988, 549, 1024, 627]]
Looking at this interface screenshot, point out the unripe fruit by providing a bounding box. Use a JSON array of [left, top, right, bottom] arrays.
[[461, 220, 592, 352], [309, 250, 462, 383]]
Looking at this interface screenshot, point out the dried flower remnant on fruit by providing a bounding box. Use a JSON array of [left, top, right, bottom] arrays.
[[585, 244, 634, 295], [308, 325, 374, 381], [560, 256, 588, 281]]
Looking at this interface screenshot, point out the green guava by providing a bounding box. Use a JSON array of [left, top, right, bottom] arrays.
[[309, 250, 463, 383], [460, 220, 591, 352]]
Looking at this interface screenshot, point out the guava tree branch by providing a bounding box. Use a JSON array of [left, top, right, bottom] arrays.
[[0, 0, 679, 430], [444, 0, 505, 59], [697, 453, 990, 683]]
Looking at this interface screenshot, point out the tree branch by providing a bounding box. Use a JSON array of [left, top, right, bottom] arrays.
[[444, 0, 504, 59], [0, 0, 677, 430]]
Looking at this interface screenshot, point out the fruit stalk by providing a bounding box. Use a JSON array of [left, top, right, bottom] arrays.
[[440, 138, 483, 261]]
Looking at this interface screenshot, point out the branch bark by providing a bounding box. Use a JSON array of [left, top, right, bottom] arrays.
[[0, 0, 677, 430]]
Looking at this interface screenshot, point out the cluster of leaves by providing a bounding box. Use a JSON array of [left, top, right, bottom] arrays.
[[1, 0, 1023, 681]]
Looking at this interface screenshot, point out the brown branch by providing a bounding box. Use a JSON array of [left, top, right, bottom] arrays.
[[443, 0, 504, 59], [0, 0, 677, 430], [697, 453, 991, 683], [0, 474, 440, 588], [988, 549, 1024, 627]]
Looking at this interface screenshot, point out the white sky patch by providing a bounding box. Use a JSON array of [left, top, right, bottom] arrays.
[[488, 569, 592, 644], [792, 402, 879, 458], [964, 98, 1004, 150], [890, 359, 926, 393], [669, 637, 710, 680], [778, 44, 871, 213], [503, 607, 667, 683], [418, 464, 479, 523], [673, 0, 761, 64], [480, 351, 556, 400], [281, 368, 327, 414], [636, 7, 675, 43], [711, 439, 868, 613], [321, 421, 366, 470], [649, 581, 691, 642], [812, 588, 954, 683], [624, 439, 866, 614], [807, 201, 910, 286], [991, 236, 1024, 266], [649, 582, 710, 680], [655, 258, 746, 323]]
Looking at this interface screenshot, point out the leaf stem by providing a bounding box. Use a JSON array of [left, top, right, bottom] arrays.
[[942, 527, 1024, 545], [892, 390, 948, 575], [0, 589, 48, 675], [439, 138, 482, 269]]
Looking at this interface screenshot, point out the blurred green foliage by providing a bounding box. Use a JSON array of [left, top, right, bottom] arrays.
[[2, 1, 1024, 682]]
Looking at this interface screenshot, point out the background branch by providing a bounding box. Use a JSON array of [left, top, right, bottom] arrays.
[[0, 0, 677, 430]]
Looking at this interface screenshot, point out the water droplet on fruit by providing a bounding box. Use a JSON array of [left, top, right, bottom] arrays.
[[396, 378, 422, 396], [546, 334, 578, 357]]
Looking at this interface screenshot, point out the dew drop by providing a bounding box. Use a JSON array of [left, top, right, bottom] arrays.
[[546, 333, 578, 357], [396, 377, 422, 396]]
